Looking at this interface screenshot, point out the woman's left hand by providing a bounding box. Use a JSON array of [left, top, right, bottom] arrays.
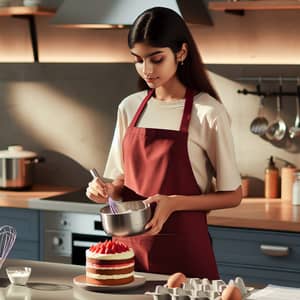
[[143, 194, 177, 235]]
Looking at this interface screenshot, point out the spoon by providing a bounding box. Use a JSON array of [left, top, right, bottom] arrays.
[[250, 95, 269, 136], [266, 91, 287, 141], [289, 83, 300, 139]]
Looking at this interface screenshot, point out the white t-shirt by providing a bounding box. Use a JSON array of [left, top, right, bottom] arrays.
[[104, 90, 241, 193]]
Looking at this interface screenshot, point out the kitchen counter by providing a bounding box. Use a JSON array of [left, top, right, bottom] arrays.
[[0, 185, 75, 208], [0, 185, 104, 214], [1, 187, 300, 232], [0, 259, 167, 300], [207, 198, 300, 233]]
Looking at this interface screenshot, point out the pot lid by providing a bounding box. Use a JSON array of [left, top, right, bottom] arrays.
[[0, 146, 38, 159]]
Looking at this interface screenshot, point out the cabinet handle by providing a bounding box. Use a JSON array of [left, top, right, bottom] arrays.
[[260, 244, 289, 257]]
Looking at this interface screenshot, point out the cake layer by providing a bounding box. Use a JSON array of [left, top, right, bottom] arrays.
[[87, 265, 134, 275], [86, 261, 134, 270], [86, 257, 134, 266], [86, 275, 134, 286]]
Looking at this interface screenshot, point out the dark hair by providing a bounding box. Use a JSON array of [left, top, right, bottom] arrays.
[[128, 7, 220, 102]]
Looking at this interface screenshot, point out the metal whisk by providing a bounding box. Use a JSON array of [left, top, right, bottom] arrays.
[[0, 225, 17, 270]]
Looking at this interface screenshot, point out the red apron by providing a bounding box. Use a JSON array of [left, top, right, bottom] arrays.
[[116, 89, 219, 279]]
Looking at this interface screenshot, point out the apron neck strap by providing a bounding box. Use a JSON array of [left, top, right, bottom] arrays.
[[129, 89, 154, 128], [129, 88, 195, 132], [180, 88, 194, 132]]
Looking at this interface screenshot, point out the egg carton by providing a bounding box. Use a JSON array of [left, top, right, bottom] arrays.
[[145, 277, 255, 300]]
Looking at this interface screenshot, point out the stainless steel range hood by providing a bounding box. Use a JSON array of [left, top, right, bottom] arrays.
[[51, 0, 213, 28]]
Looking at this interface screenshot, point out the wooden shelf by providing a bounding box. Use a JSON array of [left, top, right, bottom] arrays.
[[0, 6, 56, 62], [209, 1, 300, 11], [0, 6, 55, 16]]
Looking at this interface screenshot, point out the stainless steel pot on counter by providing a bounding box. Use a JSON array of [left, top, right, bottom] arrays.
[[0, 145, 44, 190]]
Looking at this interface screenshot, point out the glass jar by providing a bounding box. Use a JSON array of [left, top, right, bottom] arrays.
[[292, 170, 300, 205]]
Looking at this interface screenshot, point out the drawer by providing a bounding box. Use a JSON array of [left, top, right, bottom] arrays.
[[0, 208, 40, 241], [209, 226, 300, 272]]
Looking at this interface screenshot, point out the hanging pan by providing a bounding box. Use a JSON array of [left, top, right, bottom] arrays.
[[250, 94, 269, 136]]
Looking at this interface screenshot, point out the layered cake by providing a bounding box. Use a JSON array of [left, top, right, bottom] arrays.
[[86, 240, 135, 285]]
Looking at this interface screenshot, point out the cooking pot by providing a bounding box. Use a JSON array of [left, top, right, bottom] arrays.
[[0, 145, 44, 190]]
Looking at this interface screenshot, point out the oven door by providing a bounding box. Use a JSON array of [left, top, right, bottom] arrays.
[[72, 233, 111, 265]]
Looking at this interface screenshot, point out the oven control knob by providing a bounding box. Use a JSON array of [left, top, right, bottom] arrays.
[[60, 220, 68, 226], [52, 236, 63, 246]]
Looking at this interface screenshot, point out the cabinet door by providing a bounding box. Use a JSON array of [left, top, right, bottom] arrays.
[[209, 226, 300, 287], [0, 207, 40, 260], [8, 240, 40, 260]]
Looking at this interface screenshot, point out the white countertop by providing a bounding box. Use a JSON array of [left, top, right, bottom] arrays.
[[0, 259, 168, 300]]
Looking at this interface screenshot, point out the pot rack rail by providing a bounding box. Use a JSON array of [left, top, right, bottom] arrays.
[[237, 76, 300, 97], [238, 89, 297, 97]]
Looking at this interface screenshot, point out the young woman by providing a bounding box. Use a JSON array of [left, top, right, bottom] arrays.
[[86, 7, 242, 279]]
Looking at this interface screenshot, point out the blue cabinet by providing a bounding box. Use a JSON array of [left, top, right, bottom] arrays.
[[0, 207, 40, 260], [209, 226, 300, 287]]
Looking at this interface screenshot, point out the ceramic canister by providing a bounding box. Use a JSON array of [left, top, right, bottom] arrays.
[[281, 166, 296, 202]]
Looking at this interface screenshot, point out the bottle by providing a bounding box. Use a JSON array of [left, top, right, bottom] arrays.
[[241, 175, 249, 198], [281, 164, 296, 202], [264, 156, 279, 198], [292, 170, 300, 205]]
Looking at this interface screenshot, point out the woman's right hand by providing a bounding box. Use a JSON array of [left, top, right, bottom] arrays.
[[86, 175, 124, 204], [86, 177, 110, 203]]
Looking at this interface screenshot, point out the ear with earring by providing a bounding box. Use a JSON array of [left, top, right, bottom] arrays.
[[178, 58, 184, 66]]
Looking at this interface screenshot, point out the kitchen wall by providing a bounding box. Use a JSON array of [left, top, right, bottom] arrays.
[[0, 7, 300, 195], [1, 64, 299, 195], [0, 64, 138, 187]]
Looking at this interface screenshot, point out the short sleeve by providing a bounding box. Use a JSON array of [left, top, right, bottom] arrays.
[[205, 110, 241, 191], [103, 107, 127, 179]]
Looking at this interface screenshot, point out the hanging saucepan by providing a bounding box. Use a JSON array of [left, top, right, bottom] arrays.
[[289, 82, 300, 139], [0, 145, 44, 190], [250, 94, 269, 136], [266, 87, 287, 141]]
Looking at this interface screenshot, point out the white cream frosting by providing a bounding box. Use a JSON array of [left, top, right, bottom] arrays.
[[86, 271, 134, 280], [87, 262, 134, 270], [86, 248, 134, 260]]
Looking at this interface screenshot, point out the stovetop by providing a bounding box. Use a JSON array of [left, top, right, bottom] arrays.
[[40, 188, 92, 204], [29, 188, 104, 214]]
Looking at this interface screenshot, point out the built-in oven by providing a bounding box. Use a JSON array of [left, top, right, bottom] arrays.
[[41, 211, 111, 265]]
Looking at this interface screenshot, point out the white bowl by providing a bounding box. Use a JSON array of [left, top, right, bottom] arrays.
[[6, 267, 31, 285]]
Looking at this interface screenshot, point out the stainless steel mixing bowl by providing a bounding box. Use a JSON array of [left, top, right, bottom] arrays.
[[99, 200, 152, 237]]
